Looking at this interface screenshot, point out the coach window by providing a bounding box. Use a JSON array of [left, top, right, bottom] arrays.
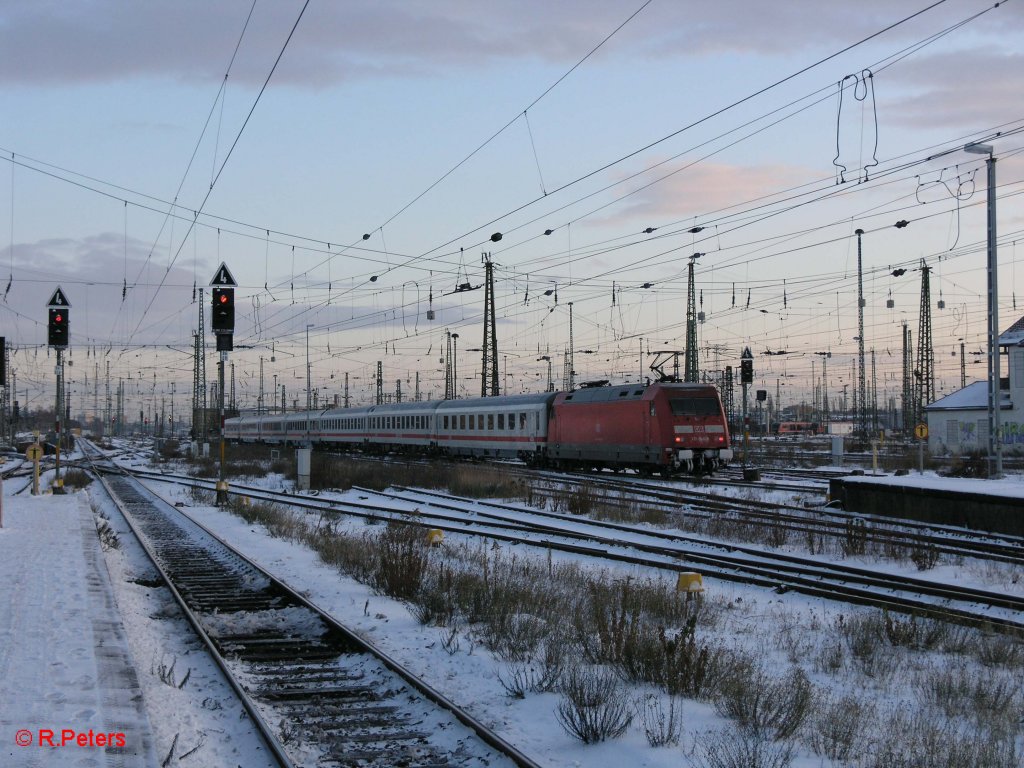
[[519, 413, 527, 430], [460, 414, 466, 430], [469, 415, 475, 430], [508, 413, 515, 430], [498, 413, 504, 430], [443, 415, 449, 430], [487, 414, 494, 430]]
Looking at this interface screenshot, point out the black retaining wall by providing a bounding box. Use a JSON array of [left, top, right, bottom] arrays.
[[829, 477, 1024, 537]]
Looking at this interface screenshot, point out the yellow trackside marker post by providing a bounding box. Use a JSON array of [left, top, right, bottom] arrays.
[[426, 529, 444, 547], [676, 572, 703, 594], [26, 443, 43, 496]]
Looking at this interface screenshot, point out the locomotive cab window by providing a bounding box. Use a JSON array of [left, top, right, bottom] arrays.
[[669, 398, 720, 416]]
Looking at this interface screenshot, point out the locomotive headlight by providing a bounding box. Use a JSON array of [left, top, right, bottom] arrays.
[[674, 436, 681, 443]]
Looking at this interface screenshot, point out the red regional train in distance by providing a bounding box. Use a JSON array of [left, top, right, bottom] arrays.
[[223, 381, 733, 475]]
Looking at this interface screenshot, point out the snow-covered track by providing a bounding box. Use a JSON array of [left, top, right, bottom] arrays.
[[84, 448, 539, 768]]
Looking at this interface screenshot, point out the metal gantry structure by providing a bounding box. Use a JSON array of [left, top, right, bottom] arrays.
[[684, 255, 699, 382], [480, 253, 499, 396], [855, 229, 868, 436], [565, 302, 575, 391], [915, 260, 935, 425]]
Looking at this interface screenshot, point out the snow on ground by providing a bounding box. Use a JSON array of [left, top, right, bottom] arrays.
[[4, 440, 1023, 767], [839, 468, 1024, 498], [0, 491, 157, 766]]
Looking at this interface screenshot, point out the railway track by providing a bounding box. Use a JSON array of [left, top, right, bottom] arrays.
[[83, 446, 541, 768], [509, 467, 1024, 567], [116, 461, 1024, 635]]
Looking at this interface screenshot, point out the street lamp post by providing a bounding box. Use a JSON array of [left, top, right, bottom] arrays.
[[965, 142, 1001, 477]]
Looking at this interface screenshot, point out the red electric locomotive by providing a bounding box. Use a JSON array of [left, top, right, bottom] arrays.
[[546, 381, 732, 474]]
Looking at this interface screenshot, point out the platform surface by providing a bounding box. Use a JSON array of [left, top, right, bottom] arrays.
[[0, 492, 156, 767]]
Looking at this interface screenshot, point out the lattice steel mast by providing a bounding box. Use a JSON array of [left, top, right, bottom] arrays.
[[481, 253, 499, 396], [915, 260, 935, 425], [684, 254, 700, 382], [855, 229, 868, 436]]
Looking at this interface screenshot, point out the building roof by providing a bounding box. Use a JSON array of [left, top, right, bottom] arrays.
[[999, 314, 1024, 346], [924, 380, 1011, 412]]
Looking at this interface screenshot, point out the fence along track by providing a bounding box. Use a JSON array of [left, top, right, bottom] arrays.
[[93, 466, 536, 768]]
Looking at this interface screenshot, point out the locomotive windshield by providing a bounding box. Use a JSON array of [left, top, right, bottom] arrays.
[[668, 397, 720, 416]]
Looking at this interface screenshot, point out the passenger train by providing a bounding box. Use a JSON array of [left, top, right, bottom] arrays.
[[223, 381, 733, 475]]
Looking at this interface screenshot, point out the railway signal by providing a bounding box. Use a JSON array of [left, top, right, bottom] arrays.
[[46, 287, 71, 493], [48, 308, 69, 347], [211, 287, 235, 333], [209, 263, 237, 505]]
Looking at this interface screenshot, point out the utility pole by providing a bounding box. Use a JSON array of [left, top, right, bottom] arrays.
[[344, 372, 350, 408], [451, 334, 459, 398], [481, 252, 499, 396], [871, 349, 878, 433], [901, 322, 912, 432], [960, 341, 966, 390], [855, 229, 868, 436], [685, 253, 701, 382], [444, 330, 453, 400], [414, 371, 421, 402], [258, 357, 265, 414], [964, 141, 1001, 476], [916, 260, 934, 426], [566, 302, 575, 391], [376, 361, 383, 405]]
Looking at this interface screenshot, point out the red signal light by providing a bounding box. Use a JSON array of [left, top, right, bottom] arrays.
[[55, 314, 63, 323], [219, 294, 228, 304]]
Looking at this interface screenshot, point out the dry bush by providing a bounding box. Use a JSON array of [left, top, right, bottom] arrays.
[[573, 578, 723, 698], [188, 457, 219, 478], [447, 466, 526, 500], [310, 528, 378, 583], [808, 693, 870, 761], [307, 454, 528, 500], [566, 483, 595, 516], [633, 694, 683, 748], [555, 664, 632, 744], [715, 665, 813, 741], [62, 468, 93, 489], [497, 640, 566, 698], [836, 612, 897, 679], [695, 728, 793, 768], [976, 632, 1024, 668], [863, 707, 1020, 768], [917, 663, 1023, 734], [882, 611, 949, 650], [373, 522, 430, 600]]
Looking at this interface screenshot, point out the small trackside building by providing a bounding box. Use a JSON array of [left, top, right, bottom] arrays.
[[924, 314, 1024, 455]]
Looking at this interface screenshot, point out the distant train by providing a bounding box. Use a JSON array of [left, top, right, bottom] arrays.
[[775, 421, 821, 436], [224, 381, 733, 475]]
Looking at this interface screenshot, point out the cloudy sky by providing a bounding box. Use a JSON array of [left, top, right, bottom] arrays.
[[1, 0, 1022, 417]]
